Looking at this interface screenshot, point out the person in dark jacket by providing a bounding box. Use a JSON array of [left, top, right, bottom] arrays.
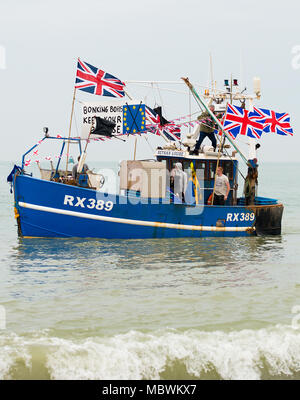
[[244, 160, 258, 205], [191, 105, 217, 154], [72, 156, 89, 180]]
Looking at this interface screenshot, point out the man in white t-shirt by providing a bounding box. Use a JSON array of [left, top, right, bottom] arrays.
[[213, 166, 230, 205]]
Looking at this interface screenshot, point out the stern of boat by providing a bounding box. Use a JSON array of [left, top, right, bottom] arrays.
[[252, 203, 284, 235]]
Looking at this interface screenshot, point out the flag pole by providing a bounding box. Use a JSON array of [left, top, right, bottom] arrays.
[[211, 133, 226, 205], [133, 136, 137, 160], [124, 89, 133, 100], [77, 124, 93, 175], [65, 86, 77, 174]]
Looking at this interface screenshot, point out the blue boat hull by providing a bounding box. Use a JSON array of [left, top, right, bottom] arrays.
[[12, 174, 282, 238]]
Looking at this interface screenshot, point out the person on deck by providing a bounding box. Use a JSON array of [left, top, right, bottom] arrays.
[[170, 162, 188, 202], [191, 105, 217, 155], [213, 166, 230, 205], [72, 156, 89, 180], [244, 160, 258, 205]]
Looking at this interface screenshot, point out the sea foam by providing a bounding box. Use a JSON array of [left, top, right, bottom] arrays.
[[1, 325, 300, 380]]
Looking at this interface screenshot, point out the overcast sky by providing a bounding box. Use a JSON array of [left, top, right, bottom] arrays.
[[0, 0, 299, 165]]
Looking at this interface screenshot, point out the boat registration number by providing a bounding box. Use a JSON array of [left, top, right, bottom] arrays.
[[63, 195, 114, 211], [226, 212, 255, 222]]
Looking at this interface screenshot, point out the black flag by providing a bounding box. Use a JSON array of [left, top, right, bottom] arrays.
[[91, 117, 116, 137], [153, 106, 169, 126]]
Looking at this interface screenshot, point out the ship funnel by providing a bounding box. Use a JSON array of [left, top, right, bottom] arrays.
[[253, 77, 261, 98]]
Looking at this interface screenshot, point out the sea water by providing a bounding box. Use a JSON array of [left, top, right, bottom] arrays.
[[0, 161, 300, 380]]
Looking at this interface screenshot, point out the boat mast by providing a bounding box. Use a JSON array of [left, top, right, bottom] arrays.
[[65, 86, 77, 174], [248, 97, 257, 159], [248, 77, 261, 160], [209, 52, 214, 96]]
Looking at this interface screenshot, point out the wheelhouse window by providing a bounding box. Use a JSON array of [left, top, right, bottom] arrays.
[[208, 160, 233, 180], [219, 161, 233, 180], [209, 161, 217, 179], [167, 158, 188, 172]]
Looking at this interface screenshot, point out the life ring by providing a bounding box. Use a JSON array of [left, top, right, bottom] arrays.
[[207, 193, 213, 205]]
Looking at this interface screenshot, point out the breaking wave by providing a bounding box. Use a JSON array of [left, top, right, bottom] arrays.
[[1, 325, 300, 380]]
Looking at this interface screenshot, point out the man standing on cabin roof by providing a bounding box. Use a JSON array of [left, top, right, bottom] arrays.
[[191, 105, 217, 155], [213, 166, 230, 205]]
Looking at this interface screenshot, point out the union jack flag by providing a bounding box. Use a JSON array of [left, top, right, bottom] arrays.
[[164, 122, 181, 141], [223, 104, 264, 139], [145, 106, 181, 141], [213, 114, 225, 136], [145, 106, 160, 135], [253, 107, 294, 136], [75, 59, 125, 98]]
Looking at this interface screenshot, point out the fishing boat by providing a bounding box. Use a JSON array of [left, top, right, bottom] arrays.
[[7, 60, 289, 239]]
